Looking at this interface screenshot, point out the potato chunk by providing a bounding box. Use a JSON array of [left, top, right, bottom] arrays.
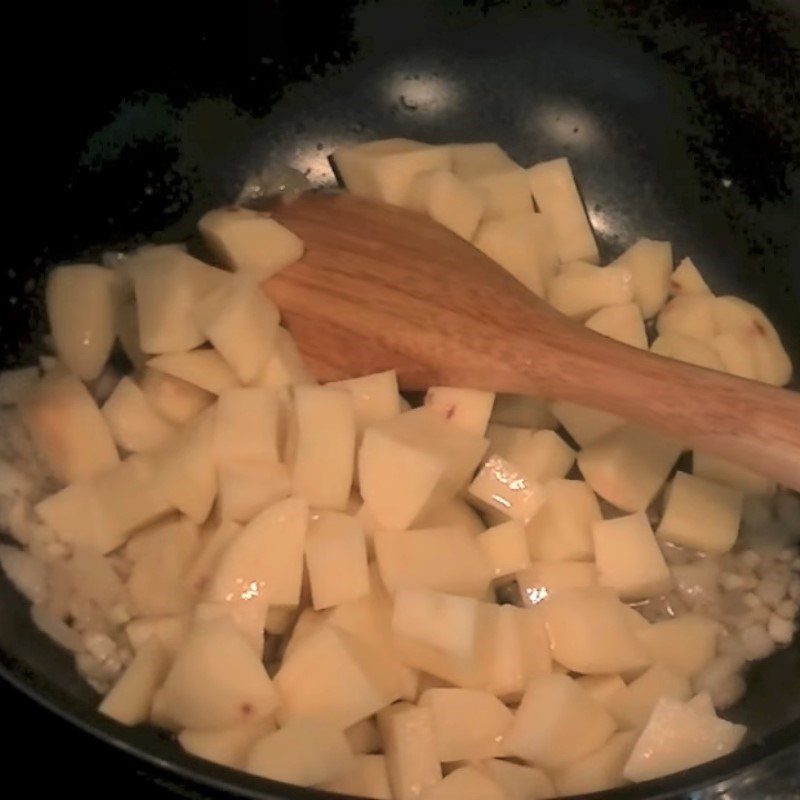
[[405, 169, 485, 240]]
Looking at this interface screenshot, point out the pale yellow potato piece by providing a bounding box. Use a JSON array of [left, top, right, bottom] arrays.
[[526, 479, 601, 562], [550, 400, 626, 447], [622, 697, 746, 782], [634, 614, 719, 679], [245, 718, 355, 786], [275, 625, 404, 728], [469, 455, 547, 522], [554, 731, 637, 796], [477, 521, 530, 578], [466, 166, 533, 220], [214, 387, 280, 464], [46, 264, 117, 380], [608, 663, 691, 730], [217, 458, 291, 523], [657, 471, 743, 554], [334, 138, 452, 205], [527, 158, 598, 264], [692, 451, 775, 496], [548, 265, 633, 320], [542, 587, 652, 675], [450, 142, 517, 177], [585, 302, 648, 349], [184, 518, 242, 595], [657, 294, 716, 341], [516, 561, 598, 607], [126, 614, 191, 658], [505, 672, 617, 770], [329, 370, 401, 432], [155, 617, 278, 730], [178, 717, 276, 770], [345, 718, 381, 755], [609, 239, 672, 319], [687, 692, 717, 717], [504, 429, 575, 483], [712, 330, 759, 380], [254, 327, 317, 389], [20, 371, 119, 484], [193, 598, 269, 656], [102, 376, 175, 453], [423, 386, 495, 436], [651, 332, 726, 371], [292, 385, 356, 511], [490, 394, 557, 429], [577, 425, 683, 512], [415, 498, 486, 536], [576, 674, 626, 710], [99, 638, 169, 725], [139, 368, 214, 426], [318, 754, 392, 800], [592, 513, 671, 601], [375, 526, 492, 599], [306, 511, 370, 610], [405, 169, 485, 240], [481, 759, 556, 800], [669, 257, 712, 296], [378, 702, 442, 800], [419, 687, 513, 762], [198, 207, 303, 281], [422, 767, 506, 800], [146, 349, 238, 395]]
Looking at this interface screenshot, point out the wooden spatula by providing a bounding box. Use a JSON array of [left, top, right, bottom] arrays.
[[265, 191, 800, 491]]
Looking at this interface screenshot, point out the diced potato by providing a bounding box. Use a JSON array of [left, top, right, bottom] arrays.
[[292, 386, 356, 510], [490, 394, 557, 429], [130, 246, 229, 354], [318, 754, 392, 800], [651, 332, 725, 371], [184, 519, 242, 596], [245, 718, 355, 786], [178, 718, 276, 770], [712, 330, 759, 380], [593, 513, 671, 601], [275, 625, 404, 728], [516, 562, 598, 607], [207, 496, 308, 607], [469, 455, 546, 522], [282, 608, 331, 661], [328, 370, 401, 433], [378, 702, 442, 800], [657, 295, 716, 341], [126, 614, 191, 658], [99, 638, 169, 725], [254, 327, 318, 389], [146, 349, 239, 395], [102, 376, 175, 453], [334, 138, 452, 205], [576, 675, 627, 709], [450, 142, 517, 177], [607, 664, 691, 730], [415, 498, 486, 536], [481, 759, 556, 800], [550, 400, 625, 447], [306, 511, 369, 610], [634, 614, 719, 679], [477, 521, 529, 578], [423, 386, 495, 436], [138, 368, 214, 426], [609, 239, 672, 319], [547, 264, 633, 320], [687, 692, 717, 716], [374, 526, 492, 598], [577, 425, 683, 512], [585, 302, 648, 350], [542, 587, 651, 674], [193, 598, 268, 656], [217, 458, 291, 523], [405, 169, 485, 240], [155, 617, 278, 730], [46, 264, 117, 380], [198, 207, 303, 281], [465, 166, 533, 221], [526, 479, 601, 562], [419, 688, 512, 761], [554, 731, 637, 796], [504, 429, 575, 483], [622, 697, 746, 782], [692, 451, 774, 496], [505, 673, 616, 770], [657, 472, 743, 554], [527, 158, 598, 264], [422, 766, 506, 800], [669, 257, 712, 296], [20, 371, 119, 484], [473, 213, 559, 296], [0, 366, 39, 405], [213, 388, 280, 464], [263, 605, 297, 636], [345, 718, 382, 755]]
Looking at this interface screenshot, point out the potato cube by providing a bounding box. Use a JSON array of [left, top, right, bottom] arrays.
[[634, 614, 719, 679], [542, 587, 651, 674], [198, 207, 303, 281], [554, 731, 638, 796], [334, 138, 451, 205], [550, 400, 625, 447], [126, 614, 191, 657], [490, 394, 557, 429], [657, 472, 742, 554], [516, 562, 598, 607], [405, 169, 484, 240], [214, 388, 280, 464], [608, 663, 691, 730], [622, 697, 746, 782], [469, 455, 546, 522], [345, 719, 382, 755], [138, 368, 214, 426], [374, 526, 492, 598], [184, 519, 242, 596], [687, 692, 717, 716], [657, 294, 716, 341], [593, 513, 671, 600], [481, 759, 556, 800], [669, 257, 712, 296], [419, 688, 512, 761], [422, 767, 506, 800], [318, 754, 392, 800], [450, 142, 517, 177], [527, 158, 599, 264], [423, 386, 495, 436], [526, 479, 601, 562], [146, 349, 239, 395], [178, 718, 276, 770], [477, 521, 529, 578], [651, 332, 725, 371], [245, 718, 355, 786], [577, 425, 683, 512], [711, 331, 759, 380], [466, 166, 533, 220], [505, 673, 616, 770], [306, 511, 370, 609], [504, 429, 575, 483], [102, 376, 175, 453], [329, 370, 401, 432], [46, 264, 117, 380], [585, 302, 648, 349], [609, 239, 672, 319], [547, 264, 634, 320], [254, 327, 317, 389], [217, 458, 291, 523], [415, 498, 486, 537], [576, 675, 627, 709], [693, 451, 775, 496], [292, 385, 356, 510]]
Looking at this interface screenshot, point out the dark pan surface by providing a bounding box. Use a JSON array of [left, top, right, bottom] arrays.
[[2, 1, 799, 797]]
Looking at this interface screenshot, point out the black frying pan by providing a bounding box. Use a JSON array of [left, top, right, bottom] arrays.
[[2, 1, 799, 797]]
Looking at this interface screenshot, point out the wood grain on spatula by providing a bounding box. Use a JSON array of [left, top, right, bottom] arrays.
[[264, 192, 800, 491]]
